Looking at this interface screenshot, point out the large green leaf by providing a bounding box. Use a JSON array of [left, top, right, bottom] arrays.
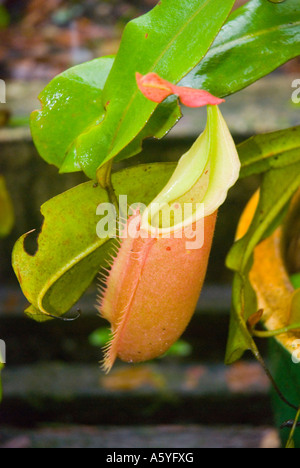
[[181, 0, 300, 97], [226, 161, 300, 364], [30, 55, 181, 171], [75, 0, 235, 179], [30, 57, 114, 173], [238, 126, 300, 178], [12, 163, 175, 320], [31, 0, 300, 176]]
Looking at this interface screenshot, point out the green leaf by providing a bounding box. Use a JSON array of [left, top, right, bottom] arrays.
[[32, 0, 300, 177], [225, 162, 300, 364], [75, 0, 235, 179], [181, 0, 300, 97], [30, 57, 114, 173], [238, 126, 300, 179], [291, 274, 300, 289], [12, 163, 175, 320], [115, 96, 182, 162], [30, 55, 181, 170], [0, 175, 14, 238], [225, 270, 259, 365]]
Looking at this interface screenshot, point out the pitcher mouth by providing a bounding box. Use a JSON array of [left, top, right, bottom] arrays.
[[140, 105, 241, 236]]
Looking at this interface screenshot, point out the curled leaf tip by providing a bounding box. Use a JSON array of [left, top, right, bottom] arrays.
[[136, 72, 225, 107], [136, 72, 173, 103], [176, 87, 225, 108]]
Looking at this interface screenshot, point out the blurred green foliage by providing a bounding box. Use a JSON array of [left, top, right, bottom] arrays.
[[89, 327, 192, 358], [291, 273, 300, 289], [0, 175, 14, 238], [0, 4, 10, 29]]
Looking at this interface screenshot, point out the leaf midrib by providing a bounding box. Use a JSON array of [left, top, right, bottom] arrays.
[[205, 21, 300, 59], [240, 139, 300, 170]]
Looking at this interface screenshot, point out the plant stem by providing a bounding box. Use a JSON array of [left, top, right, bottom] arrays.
[[250, 344, 299, 411], [286, 407, 300, 448], [96, 160, 120, 217], [252, 322, 300, 338]]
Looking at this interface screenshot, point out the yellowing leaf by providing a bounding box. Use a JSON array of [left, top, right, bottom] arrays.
[[240, 189, 300, 355]]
